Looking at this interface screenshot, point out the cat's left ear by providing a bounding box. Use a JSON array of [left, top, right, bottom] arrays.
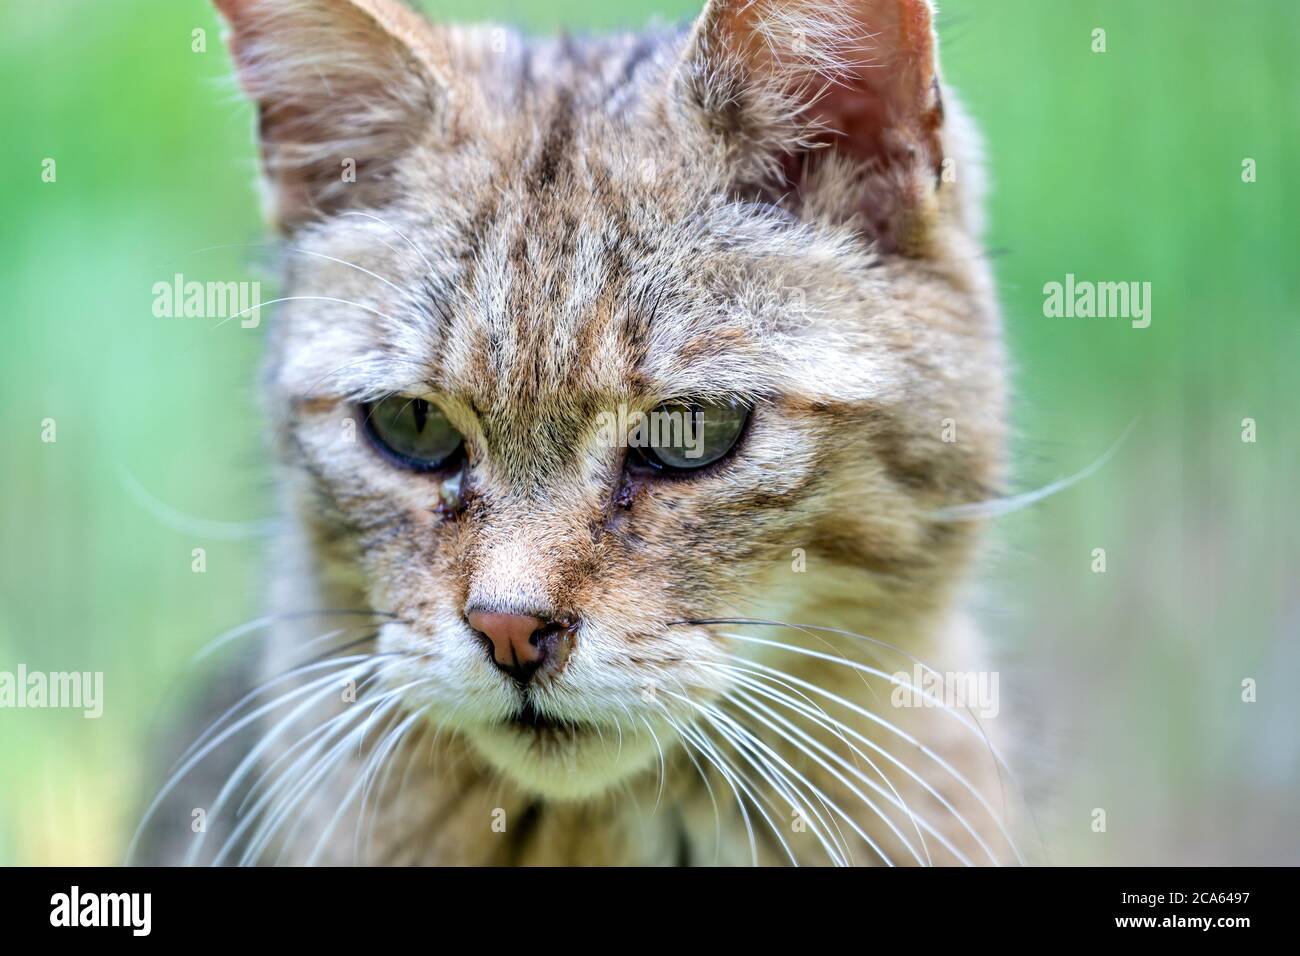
[[676, 0, 948, 255], [214, 0, 451, 231]]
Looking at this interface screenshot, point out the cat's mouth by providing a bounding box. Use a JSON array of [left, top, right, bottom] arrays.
[[457, 693, 663, 800], [504, 697, 590, 738]]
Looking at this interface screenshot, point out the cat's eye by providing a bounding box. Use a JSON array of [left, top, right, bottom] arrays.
[[632, 399, 750, 472], [361, 396, 463, 472]]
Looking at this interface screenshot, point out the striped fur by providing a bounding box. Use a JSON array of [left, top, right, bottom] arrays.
[[141, 0, 1015, 866]]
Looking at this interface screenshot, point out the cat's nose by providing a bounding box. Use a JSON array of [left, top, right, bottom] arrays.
[[466, 609, 571, 684]]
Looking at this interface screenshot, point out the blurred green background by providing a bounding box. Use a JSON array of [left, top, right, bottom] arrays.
[[1, 0, 1296, 865]]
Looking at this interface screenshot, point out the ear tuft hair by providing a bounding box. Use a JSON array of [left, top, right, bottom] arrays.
[[214, 0, 450, 231], [676, 0, 946, 254]]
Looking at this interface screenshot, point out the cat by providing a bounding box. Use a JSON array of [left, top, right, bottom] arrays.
[[134, 0, 1019, 866]]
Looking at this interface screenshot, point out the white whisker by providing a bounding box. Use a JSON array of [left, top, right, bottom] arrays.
[[209, 678, 398, 866], [930, 419, 1137, 522], [715, 661, 994, 865], [128, 658, 379, 864], [337, 210, 437, 276], [667, 690, 853, 866], [699, 702, 854, 866], [722, 653, 1024, 864], [676, 718, 786, 866], [727, 687, 937, 866], [658, 710, 723, 866]]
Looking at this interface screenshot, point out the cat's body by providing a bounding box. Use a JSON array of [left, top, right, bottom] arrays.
[[136, 0, 1019, 866]]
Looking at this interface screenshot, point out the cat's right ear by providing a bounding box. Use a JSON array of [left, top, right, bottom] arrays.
[[214, 0, 451, 232], [675, 0, 949, 255]]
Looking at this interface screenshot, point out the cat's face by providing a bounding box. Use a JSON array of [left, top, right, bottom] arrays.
[[220, 0, 1005, 799]]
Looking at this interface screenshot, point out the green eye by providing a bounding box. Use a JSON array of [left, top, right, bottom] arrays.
[[362, 396, 463, 472], [633, 399, 750, 472]]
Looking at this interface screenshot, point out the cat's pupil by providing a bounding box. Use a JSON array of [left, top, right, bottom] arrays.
[[362, 396, 463, 472]]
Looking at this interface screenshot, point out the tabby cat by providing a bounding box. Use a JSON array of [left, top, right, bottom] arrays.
[[136, 0, 1019, 866]]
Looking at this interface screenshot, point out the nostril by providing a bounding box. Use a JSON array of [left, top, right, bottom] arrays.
[[466, 609, 576, 684], [530, 618, 573, 648]]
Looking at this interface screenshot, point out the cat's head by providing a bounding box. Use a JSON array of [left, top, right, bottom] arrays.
[[217, 0, 1005, 799]]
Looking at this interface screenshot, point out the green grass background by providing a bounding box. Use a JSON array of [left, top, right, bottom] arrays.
[[1, 0, 1296, 865]]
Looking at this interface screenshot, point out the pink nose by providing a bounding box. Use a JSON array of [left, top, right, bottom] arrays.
[[467, 610, 550, 682]]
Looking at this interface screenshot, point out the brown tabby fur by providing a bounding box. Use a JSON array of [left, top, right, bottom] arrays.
[[137, 0, 1018, 866]]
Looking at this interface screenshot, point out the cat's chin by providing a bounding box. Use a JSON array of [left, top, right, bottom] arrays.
[[461, 717, 664, 801]]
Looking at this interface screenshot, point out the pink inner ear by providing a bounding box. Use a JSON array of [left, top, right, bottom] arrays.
[[798, 0, 943, 178], [810, 82, 894, 169]]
